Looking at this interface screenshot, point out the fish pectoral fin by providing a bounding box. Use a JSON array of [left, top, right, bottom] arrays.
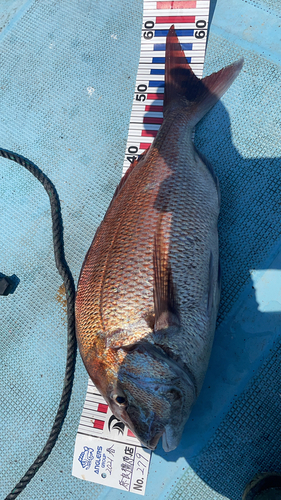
[[153, 225, 180, 332], [105, 328, 130, 348], [105, 318, 152, 349]]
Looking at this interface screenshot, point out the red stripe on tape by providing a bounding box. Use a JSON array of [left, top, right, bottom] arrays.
[[97, 403, 108, 413], [145, 105, 164, 112], [142, 130, 158, 137], [143, 117, 163, 124], [156, 15, 195, 23], [93, 419, 104, 430], [157, 1, 196, 8], [147, 93, 164, 100], [140, 142, 153, 149]]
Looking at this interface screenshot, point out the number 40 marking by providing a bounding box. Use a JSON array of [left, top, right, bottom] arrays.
[[126, 145, 138, 164]]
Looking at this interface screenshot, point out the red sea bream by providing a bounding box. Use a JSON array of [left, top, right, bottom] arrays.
[[75, 26, 243, 451]]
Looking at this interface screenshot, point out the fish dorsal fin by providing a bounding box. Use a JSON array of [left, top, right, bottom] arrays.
[[153, 221, 180, 332], [164, 25, 243, 125]]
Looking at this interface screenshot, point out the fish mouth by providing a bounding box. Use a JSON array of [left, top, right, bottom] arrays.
[[126, 416, 164, 450], [140, 430, 164, 450], [161, 426, 181, 452], [116, 407, 164, 450]]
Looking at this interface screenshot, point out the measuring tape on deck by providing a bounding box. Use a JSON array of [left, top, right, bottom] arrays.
[[123, 0, 210, 175], [72, 1, 210, 495]]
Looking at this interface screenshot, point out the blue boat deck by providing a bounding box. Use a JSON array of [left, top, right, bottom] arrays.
[[1, 0, 281, 499]]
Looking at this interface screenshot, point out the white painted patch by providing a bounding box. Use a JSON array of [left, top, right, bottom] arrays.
[[250, 269, 281, 312], [111, 34, 117, 40], [87, 86, 95, 96]]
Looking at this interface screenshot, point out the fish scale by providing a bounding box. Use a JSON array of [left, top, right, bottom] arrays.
[[81, 156, 169, 347]]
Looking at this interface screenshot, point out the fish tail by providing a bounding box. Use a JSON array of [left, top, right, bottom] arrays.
[[164, 25, 243, 125]]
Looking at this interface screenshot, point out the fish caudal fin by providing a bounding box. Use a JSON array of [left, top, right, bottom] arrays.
[[164, 25, 244, 125]]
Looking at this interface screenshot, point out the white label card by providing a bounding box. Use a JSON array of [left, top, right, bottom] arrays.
[[72, 379, 151, 495]]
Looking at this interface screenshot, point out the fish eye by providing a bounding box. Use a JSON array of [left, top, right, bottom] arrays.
[[112, 394, 127, 406], [166, 388, 182, 402]]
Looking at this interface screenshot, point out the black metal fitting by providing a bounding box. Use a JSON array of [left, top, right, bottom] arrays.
[[243, 472, 281, 500], [0, 274, 19, 296]]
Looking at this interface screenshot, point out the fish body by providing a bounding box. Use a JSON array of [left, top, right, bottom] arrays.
[[76, 26, 243, 451]]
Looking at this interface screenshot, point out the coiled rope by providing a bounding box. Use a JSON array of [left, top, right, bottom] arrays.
[[1, 149, 77, 500]]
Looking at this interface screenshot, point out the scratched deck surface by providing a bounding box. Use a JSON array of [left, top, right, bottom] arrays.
[[0, 1, 281, 499]]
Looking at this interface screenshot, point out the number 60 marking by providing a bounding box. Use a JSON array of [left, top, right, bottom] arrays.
[[195, 19, 207, 39], [143, 20, 154, 39]]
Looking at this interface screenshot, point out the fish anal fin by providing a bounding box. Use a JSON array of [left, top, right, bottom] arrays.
[[107, 148, 149, 211], [216, 259, 222, 310], [153, 222, 180, 332], [207, 251, 221, 315], [194, 146, 220, 206]]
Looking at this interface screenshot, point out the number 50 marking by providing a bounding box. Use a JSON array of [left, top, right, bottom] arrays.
[[136, 84, 147, 102]]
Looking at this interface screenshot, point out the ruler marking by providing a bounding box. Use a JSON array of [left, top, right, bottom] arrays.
[[154, 28, 194, 35], [157, 1, 197, 8]]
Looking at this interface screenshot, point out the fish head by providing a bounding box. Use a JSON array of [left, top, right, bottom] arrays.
[[105, 342, 196, 452]]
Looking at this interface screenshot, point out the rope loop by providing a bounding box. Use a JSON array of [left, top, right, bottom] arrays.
[[1, 149, 77, 500]]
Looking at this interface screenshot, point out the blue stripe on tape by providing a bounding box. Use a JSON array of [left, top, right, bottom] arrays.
[[154, 29, 194, 37], [152, 57, 191, 64], [150, 69, 165, 75], [152, 57, 166, 63], [154, 44, 166, 51], [149, 81, 165, 87], [154, 43, 192, 51]]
